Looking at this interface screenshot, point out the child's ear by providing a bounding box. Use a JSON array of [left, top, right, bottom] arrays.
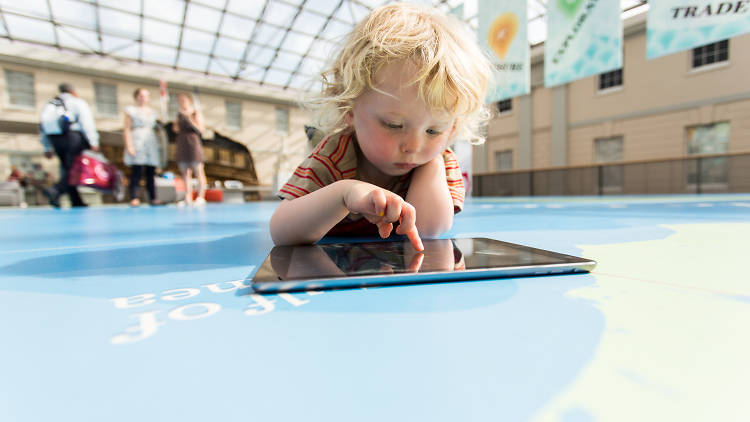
[[344, 110, 354, 127]]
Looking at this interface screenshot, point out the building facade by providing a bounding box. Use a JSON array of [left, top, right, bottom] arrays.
[[479, 13, 750, 194], [0, 43, 312, 194]]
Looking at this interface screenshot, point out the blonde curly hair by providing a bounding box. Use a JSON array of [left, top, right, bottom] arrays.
[[306, 3, 492, 144]]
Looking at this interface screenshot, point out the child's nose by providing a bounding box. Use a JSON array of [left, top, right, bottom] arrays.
[[400, 131, 422, 154]]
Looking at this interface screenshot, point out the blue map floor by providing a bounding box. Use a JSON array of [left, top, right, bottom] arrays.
[[2, 194, 749, 421]]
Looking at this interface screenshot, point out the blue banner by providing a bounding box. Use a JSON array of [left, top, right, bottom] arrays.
[[545, 0, 622, 87], [478, 0, 530, 102], [647, 1, 750, 59]]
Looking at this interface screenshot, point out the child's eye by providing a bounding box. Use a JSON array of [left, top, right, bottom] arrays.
[[381, 121, 403, 130], [426, 129, 443, 136]]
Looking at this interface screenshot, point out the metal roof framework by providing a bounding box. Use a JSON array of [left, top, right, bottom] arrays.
[[0, 0, 647, 92]]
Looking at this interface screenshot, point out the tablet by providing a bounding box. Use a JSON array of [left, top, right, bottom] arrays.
[[247, 237, 596, 293]]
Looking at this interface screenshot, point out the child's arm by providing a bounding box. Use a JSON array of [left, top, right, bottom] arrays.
[[405, 155, 454, 237], [270, 179, 423, 250]]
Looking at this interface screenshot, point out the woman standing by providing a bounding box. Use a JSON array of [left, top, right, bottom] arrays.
[[173, 93, 206, 206], [123, 88, 162, 206]]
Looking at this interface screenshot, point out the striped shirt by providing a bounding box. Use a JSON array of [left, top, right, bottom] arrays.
[[278, 130, 465, 236]]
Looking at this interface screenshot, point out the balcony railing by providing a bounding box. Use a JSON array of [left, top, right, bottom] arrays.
[[472, 152, 750, 196]]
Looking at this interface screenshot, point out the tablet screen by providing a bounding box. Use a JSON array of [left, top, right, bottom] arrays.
[[251, 238, 591, 285]]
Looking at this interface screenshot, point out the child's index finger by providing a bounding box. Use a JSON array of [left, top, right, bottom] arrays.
[[406, 228, 424, 252]]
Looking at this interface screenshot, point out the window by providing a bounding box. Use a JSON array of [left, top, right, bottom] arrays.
[[226, 101, 242, 129], [4, 69, 35, 108], [692, 39, 728, 69], [203, 146, 215, 161], [233, 152, 246, 168], [94, 82, 118, 116], [686, 122, 729, 188], [494, 150, 513, 171], [594, 136, 624, 192], [496, 99, 512, 114], [598, 68, 623, 91], [275, 107, 289, 134], [218, 148, 231, 165]]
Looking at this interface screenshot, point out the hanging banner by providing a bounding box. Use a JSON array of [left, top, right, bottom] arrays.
[[545, 0, 622, 87], [477, 0, 530, 102], [646, 1, 750, 59]]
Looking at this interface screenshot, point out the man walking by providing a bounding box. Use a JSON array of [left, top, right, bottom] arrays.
[[40, 83, 100, 208]]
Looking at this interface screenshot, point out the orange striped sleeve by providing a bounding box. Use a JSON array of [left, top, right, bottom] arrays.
[[443, 148, 465, 213], [277, 131, 357, 200]]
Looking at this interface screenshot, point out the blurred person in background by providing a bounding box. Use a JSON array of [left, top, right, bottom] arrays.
[[40, 82, 99, 208], [172, 93, 206, 206], [123, 88, 163, 206]]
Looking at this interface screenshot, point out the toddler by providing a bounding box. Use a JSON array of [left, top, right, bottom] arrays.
[[270, 3, 491, 251]]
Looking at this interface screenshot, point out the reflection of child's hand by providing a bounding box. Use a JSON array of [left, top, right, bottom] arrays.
[[344, 183, 424, 251]]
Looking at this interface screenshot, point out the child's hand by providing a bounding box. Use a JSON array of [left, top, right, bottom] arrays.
[[344, 183, 424, 251]]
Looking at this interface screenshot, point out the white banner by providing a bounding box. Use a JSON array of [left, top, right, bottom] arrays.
[[647, 1, 750, 59], [545, 0, 622, 87], [478, 0, 530, 102]]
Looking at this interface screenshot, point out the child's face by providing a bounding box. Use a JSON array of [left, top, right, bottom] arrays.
[[178, 96, 191, 110], [347, 60, 456, 178]]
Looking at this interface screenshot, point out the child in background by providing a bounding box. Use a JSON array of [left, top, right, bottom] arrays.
[[270, 3, 491, 251], [172, 93, 206, 206]]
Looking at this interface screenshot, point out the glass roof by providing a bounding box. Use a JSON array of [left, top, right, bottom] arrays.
[[0, 0, 647, 92]]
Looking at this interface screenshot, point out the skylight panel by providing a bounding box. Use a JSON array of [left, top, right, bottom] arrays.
[[220, 13, 255, 40], [104, 37, 139, 60], [143, 0, 185, 24], [320, 19, 352, 43], [295, 9, 328, 36], [97, 0, 141, 15], [208, 58, 239, 76], [251, 22, 285, 47], [177, 50, 210, 71], [280, 31, 314, 55], [57, 26, 99, 52], [246, 45, 276, 67], [213, 37, 246, 60], [50, 0, 96, 29], [99, 8, 140, 39], [100, 34, 134, 54], [273, 50, 300, 71], [142, 18, 181, 47], [4, 14, 55, 44], [226, 0, 264, 20], [263, 1, 299, 27], [263, 68, 292, 86], [1, 0, 50, 20], [193, 0, 227, 10], [180, 28, 216, 54], [303, 0, 342, 16], [185, 2, 223, 33], [142, 43, 177, 65], [306, 39, 335, 62]]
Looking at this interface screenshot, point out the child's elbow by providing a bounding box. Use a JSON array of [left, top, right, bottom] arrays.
[[416, 216, 453, 238], [269, 208, 320, 246]]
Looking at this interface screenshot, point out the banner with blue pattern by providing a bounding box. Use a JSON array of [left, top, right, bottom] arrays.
[[478, 0, 530, 102], [544, 0, 622, 87], [647, 1, 750, 59]]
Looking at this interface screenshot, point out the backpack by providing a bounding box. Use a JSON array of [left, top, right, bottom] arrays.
[[40, 96, 76, 135]]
